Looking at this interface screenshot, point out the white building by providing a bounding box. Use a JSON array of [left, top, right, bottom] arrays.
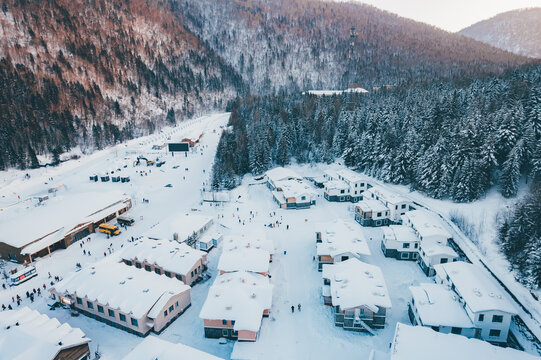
[[50, 262, 191, 337], [218, 247, 270, 276], [322, 259, 391, 332], [365, 185, 412, 222], [434, 262, 517, 345], [223, 232, 275, 262], [199, 271, 273, 342], [418, 240, 459, 276], [121, 237, 207, 286], [401, 210, 453, 244], [381, 225, 419, 261], [323, 168, 368, 202], [354, 199, 390, 227], [0, 307, 91, 360], [316, 219, 371, 271], [376, 322, 537, 360], [123, 336, 223, 360], [146, 212, 214, 246], [409, 283, 476, 337], [197, 232, 223, 252], [272, 179, 317, 209], [265, 167, 302, 190]]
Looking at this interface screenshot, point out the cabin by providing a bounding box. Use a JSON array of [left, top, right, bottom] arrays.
[[199, 271, 273, 342], [434, 262, 517, 345], [223, 232, 275, 262], [265, 167, 302, 191], [0, 307, 91, 360], [0, 191, 131, 263], [323, 168, 368, 202], [272, 179, 317, 209], [146, 213, 214, 246], [50, 262, 191, 337], [322, 259, 391, 332], [217, 247, 270, 276], [417, 240, 458, 276], [365, 186, 413, 223], [354, 199, 390, 227], [401, 210, 453, 244], [409, 283, 477, 338], [316, 219, 371, 271], [122, 336, 223, 360], [381, 225, 419, 260], [197, 232, 223, 252], [121, 237, 207, 286]]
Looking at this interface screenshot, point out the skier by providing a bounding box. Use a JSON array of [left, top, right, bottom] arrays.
[[291, 305, 294, 313]]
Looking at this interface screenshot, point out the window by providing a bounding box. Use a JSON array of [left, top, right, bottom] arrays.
[[414, 243, 419, 249], [489, 329, 501, 337], [403, 243, 410, 249], [176, 274, 182, 281], [222, 319, 228, 325], [87, 301, 94, 309], [191, 271, 194, 277], [301, 196, 306, 201], [120, 314, 126, 322], [377, 212, 382, 217], [164, 271, 171, 277], [395, 205, 398, 210], [125, 260, 132, 266], [76, 297, 82, 305], [341, 256, 349, 261], [175, 301, 179, 308], [361, 183, 364, 187], [440, 258, 448, 264], [169, 305, 174, 313], [402, 204, 406, 209], [145, 265, 151, 272], [154, 268, 161, 275], [492, 315, 504, 323], [431, 326, 439, 331], [195, 268, 198, 275], [232, 320, 236, 325], [97, 305, 104, 313], [478, 314, 484, 322], [108, 309, 115, 318], [451, 327, 461, 334], [135, 262, 141, 269], [340, 190, 345, 194], [164, 310, 168, 317], [131, 318, 138, 327]]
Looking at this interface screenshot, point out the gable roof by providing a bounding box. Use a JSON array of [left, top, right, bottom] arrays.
[[123, 336, 223, 360], [218, 248, 270, 274], [265, 167, 302, 183], [316, 219, 371, 258]]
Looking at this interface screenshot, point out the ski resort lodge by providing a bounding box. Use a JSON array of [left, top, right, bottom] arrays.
[[322, 259, 391, 332], [271, 179, 317, 209], [372, 322, 537, 360], [199, 271, 273, 342], [122, 336, 223, 360], [50, 262, 191, 337], [222, 232, 275, 262], [316, 219, 371, 271], [146, 212, 214, 247], [217, 247, 270, 276], [0, 307, 91, 360], [364, 186, 413, 223], [121, 237, 207, 286], [323, 169, 368, 202], [0, 191, 132, 263], [354, 199, 390, 227], [265, 166, 302, 190], [433, 262, 517, 345], [380, 225, 419, 260]]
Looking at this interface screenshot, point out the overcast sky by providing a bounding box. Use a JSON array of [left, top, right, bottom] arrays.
[[355, 0, 541, 32]]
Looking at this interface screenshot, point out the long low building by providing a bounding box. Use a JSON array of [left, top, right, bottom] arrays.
[[0, 307, 91, 360], [218, 247, 270, 276], [222, 232, 275, 262], [0, 191, 131, 263], [146, 212, 214, 246], [50, 262, 191, 337], [123, 336, 223, 360], [200, 271, 273, 342], [121, 237, 207, 286]]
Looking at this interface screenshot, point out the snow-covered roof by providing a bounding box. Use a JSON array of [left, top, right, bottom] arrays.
[[322, 258, 391, 311], [433, 262, 517, 314], [305, 88, 368, 96], [367, 185, 410, 204], [336, 168, 366, 183], [274, 180, 316, 199], [122, 336, 223, 360], [146, 213, 213, 242], [52, 262, 190, 319], [390, 323, 537, 360], [356, 199, 389, 213], [199, 271, 273, 332], [420, 241, 458, 258], [402, 210, 452, 242], [218, 248, 270, 274], [0, 191, 129, 249], [323, 169, 338, 179], [324, 180, 349, 191], [265, 167, 302, 183], [409, 283, 474, 328], [121, 237, 206, 276], [382, 225, 418, 243], [0, 307, 90, 360], [223, 232, 275, 255], [316, 219, 371, 258]]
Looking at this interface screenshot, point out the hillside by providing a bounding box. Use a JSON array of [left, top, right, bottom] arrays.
[[176, 0, 534, 94], [0, 0, 245, 169], [459, 8, 541, 59]]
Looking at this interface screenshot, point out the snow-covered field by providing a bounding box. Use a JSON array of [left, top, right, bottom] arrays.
[[0, 112, 539, 359]]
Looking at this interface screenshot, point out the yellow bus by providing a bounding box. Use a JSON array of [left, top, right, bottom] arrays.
[[98, 223, 121, 236]]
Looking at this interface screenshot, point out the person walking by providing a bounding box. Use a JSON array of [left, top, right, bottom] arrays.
[[298, 304, 301, 311], [291, 305, 294, 313]]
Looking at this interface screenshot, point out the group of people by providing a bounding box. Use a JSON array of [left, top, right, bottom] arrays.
[[1, 273, 61, 312], [291, 304, 301, 313]]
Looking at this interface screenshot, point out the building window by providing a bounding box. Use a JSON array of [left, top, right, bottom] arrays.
[[125, 260, 132, 266], [155, 268, 161, 275], [87, 301, 94, 309], [377, 212, 382, 217], [478, 314, 484, 322], [451, 327, 461, 334], [120, 314, 126, 322], [164, 271, 171, 277], [108, 309, 115, 318], [440, 258, 448, 264], [97, 305, 104, 313], [76, 297, 82, 305], [176, 274, 182, 281], [492, 315, 504, 323], [164, 310, 168, 317], [489, 329, 501, 337], [145, 265, 151, 272], [175, 301, 179, 308], [431, 326, 439, 332], [222, 319, 228, 325], [402, 204, 406, 209], [414, 243, 418, 249], [301, 196, 306, 201], [232, 320, 236, 325], [131, 318, 138, 327], [135, 262, 141, 269], [169, 305, 174, 313], [403, 243, 410, 249]]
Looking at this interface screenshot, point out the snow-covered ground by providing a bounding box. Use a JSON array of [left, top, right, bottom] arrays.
[[0, 112, 539, 359]]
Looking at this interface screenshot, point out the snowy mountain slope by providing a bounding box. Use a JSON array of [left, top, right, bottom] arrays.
[[459, 8, 541, 59]]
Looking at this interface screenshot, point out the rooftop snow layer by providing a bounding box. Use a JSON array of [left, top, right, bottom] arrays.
[[218, 248, 270, 274], [433, 262, 517, 314], [367, 185, 410, 204], [273, 179, 316, 199], [420, 241, 458, 258], [322, 258, 391, 311], [409, 283, 474, 328], [122, 336, 223, 360], [52, 262, 190, 319], [382, 225, 418, 243], [324, 180, 350, 191], [305, 88, 368, 96], [265, 167, 302, 183], [223, 232, 275, 255], [336, 168, 366, 183], [121, 237, 206, 277], [316, 219, 371, 258], [356, 199, 389, 213], [0, 307, 90, 360], [146, 212, 213, 242], [402, 209, 452, 242], [390, 323, 537, 360], [199, 271, 273, 332]]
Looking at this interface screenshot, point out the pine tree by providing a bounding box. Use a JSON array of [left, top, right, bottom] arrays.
[[500, 144, 521, 198]]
